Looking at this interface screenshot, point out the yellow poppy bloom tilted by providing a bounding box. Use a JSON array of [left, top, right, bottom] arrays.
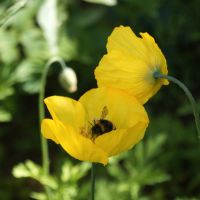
[[95, 26, 169, 104], [41, 87, 149, 165]]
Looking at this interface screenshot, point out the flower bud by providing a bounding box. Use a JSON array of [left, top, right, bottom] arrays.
[[59, 67, 77, 93]]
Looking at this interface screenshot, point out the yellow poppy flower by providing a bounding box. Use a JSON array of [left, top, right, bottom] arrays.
[[95, 25, 169, 104], [41, 87, 149, 165]]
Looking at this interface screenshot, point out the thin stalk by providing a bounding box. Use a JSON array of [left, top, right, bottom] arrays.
[[154, 72, 200, 139], [91, 163, 96, 200], [39, 60, 52, 199], [39, 57, 66, 172], [38, 58, 68, 199], [39, 60, 52, 175]]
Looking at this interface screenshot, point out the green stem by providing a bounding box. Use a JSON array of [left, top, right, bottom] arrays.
[[39, 58, 68, 199], [91, 163, 96, 200], [39, 61, 52, 175], [54, 57, 67, 70], [39, 60, 52, 200], [39, 57, 67, 172], [154, 72, 200, 139]]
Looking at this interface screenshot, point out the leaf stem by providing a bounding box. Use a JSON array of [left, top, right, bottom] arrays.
[[154, 72, 200, 139]]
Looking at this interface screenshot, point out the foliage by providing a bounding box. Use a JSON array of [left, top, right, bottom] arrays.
[[0, 0, 200, 199], [96, 133, 170, 200], [12, 160, 90, 200]]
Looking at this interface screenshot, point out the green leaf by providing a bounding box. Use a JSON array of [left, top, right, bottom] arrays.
[[15, 60, 42, 83], [21, 79, 41, 94], [0, 29, 19, 63], [0, 87, 14, 100], [0, 108, 12, 122], [30, 192, 47, 200], [12, 162, 32, 178], [0, 0, 28, 27], [145, 133, 167, 160], [61, 161, 90, 183], [12, 160, 58, 189], [39, 175, 58, 189], [20, 28, 49, 60], [14, 60, 43, 94], [59, 34, 77, 61], [139, 167, 170, 185]]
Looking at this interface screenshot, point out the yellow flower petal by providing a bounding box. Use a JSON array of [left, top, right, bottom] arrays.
[[44, 96, 87, 130], [95, 51, 161, 104], [95, 122, 148, 156], [140, 32, 169, 84], [107, 25, 146, 59], [41, 119, 59, 144], [54, 121, 108, 165], [79, 87, 148, 130], [95, 25, 169, 104], [42, 88, 149, 164]]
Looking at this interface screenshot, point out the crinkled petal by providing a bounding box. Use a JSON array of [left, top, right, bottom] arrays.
[[107, 25, 146, 59], [140, 32, 169, 84], [54, 121, 108, 165], [79, 87, 148, 129], [44, 96, 87, 130], [98, 26, 169, 104], [107, 26, 168, 77], [41, 119, 59, 144], [95, 122, 148, 156], [95, 51, 161, 104]]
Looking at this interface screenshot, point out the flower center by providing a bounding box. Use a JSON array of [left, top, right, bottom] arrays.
[[91, 119, 116, 138], [90, 106, 116, 139], [80, 106, 116, 140]]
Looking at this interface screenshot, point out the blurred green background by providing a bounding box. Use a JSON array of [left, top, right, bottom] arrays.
[[0, 0, 200, 199]]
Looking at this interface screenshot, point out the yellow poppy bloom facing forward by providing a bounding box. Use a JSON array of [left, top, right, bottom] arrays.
[[95, 26, 169, 104], [41, 87, 149, 165]]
